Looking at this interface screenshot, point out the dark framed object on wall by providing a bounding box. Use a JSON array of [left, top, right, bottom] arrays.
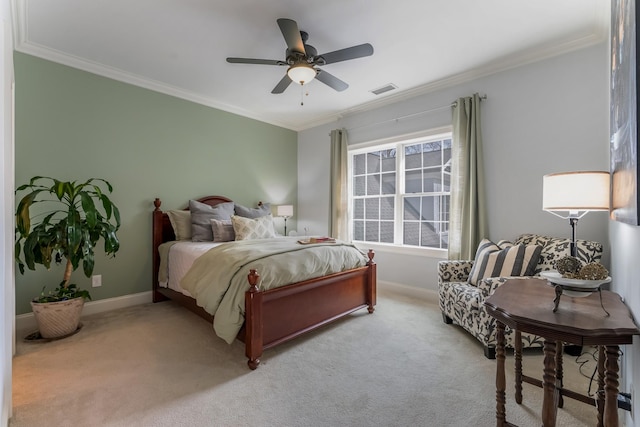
[[610, 0, 640, 225]]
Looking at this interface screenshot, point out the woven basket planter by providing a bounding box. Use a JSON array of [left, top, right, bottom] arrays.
[[31, 297, 85, 339]]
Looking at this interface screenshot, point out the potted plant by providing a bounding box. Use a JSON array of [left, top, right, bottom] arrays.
[[15, 176, 121, 339]]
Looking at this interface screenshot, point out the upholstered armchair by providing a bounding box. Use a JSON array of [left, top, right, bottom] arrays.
[[438, 233, 603, 358]]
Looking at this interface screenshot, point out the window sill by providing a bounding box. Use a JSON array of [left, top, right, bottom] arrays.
[[353, 241, 448, 259]]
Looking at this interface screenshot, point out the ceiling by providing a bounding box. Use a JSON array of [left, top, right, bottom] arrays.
[[13, 0, 609, 131]]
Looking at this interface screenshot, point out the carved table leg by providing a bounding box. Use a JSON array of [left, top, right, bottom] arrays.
[[514, 329, 522, 404], [496, 321, 507, 426], [555, 341, 564, 409], [597, 346, 605, 427], [604, 345, 620, 427], [542, 339, 558, 427], [553, 285, 563, 312]]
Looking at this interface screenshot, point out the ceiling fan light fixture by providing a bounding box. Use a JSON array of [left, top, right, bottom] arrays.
[[287, 64, 316, 85]]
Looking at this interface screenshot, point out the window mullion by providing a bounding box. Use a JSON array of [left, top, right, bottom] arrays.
[[395, 145, 405, 245]]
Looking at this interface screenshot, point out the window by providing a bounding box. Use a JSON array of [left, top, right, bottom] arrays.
[[350, 131, 451, 250]]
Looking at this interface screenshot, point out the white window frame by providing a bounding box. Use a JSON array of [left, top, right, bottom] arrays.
[[348, 127, 452, 258]]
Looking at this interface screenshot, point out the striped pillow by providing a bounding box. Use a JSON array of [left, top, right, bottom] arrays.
[[467, 239, 542, 286]]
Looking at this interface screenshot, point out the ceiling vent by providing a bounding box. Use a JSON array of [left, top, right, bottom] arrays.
[[370, 83, 398, 95]]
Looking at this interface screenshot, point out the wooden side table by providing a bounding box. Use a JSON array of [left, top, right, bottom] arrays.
[[484, 278, 639, 427]]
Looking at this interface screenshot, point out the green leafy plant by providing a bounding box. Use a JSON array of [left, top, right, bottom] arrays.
[[15, 176, 121, 303]]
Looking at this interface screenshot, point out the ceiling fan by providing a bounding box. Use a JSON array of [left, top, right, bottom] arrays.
[[226, 18, 374, 94]]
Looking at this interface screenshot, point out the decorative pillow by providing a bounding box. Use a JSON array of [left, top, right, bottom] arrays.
[[189, 200, 235, 242], [210, 219, 235, 242], [234, 202, 271, 219], [167, 210, 191, 241], [467, 239, 543, 286], [231, 214, 276, 240]]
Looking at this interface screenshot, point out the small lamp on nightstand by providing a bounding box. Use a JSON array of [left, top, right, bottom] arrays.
[[542, 171, 610, 257], [276, 205, 294, 236]]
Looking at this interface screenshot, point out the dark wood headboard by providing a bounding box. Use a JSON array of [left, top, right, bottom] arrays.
[[152, 195, 233, 301]]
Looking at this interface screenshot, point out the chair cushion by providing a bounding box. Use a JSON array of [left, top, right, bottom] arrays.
[[468, 239, 543, 285]]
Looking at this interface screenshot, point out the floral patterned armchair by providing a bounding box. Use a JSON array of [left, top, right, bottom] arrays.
[[438, 233, 603, 358]]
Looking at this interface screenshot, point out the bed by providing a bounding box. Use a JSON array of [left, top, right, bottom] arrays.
[[152, 196, 377, 369]]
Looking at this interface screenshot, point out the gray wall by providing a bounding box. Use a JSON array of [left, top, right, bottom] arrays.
[[610, 221, 640, 427], [301, 39, 640, 426], [14, 53, 298, 315], [298, 42, 610, 290]]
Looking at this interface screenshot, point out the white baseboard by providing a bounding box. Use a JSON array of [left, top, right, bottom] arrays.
[[15, 283, 438, 332], [378, 280, 439, 304], [15, 291, 153, 333]]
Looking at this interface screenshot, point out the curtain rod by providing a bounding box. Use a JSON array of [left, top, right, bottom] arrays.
[[342, 94, 487, 133]]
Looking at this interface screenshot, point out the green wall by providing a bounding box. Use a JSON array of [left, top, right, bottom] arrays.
[[14, 52, 298, 315]]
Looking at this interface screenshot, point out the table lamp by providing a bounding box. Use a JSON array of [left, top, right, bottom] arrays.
[[276, 205, 294, 236], [542, 171, 610, 257]]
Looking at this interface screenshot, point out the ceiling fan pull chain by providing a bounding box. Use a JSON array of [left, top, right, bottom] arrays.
[[300, 85, 304, 106]]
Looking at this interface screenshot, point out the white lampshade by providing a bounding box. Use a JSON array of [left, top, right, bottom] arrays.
[[276, 205, 294, 218], [287, 64, 316, 85], [542, 171, 610, 213]]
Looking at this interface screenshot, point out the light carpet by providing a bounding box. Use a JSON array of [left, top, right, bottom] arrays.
[[12, 288, 602, 426]]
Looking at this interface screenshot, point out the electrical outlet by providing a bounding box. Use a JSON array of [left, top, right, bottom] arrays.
[[91, 275, 102, 287]]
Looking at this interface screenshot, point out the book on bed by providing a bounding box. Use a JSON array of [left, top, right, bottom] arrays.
[[297, 237, 336, 244]]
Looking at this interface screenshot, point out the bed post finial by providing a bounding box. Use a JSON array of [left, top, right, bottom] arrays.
[[367, 249, 375, 264], [248, 269, 260, 292], [154, 198, 162, 211]]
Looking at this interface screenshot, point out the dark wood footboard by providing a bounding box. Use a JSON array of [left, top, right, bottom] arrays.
[[244, 251, 376, 369], [152, 196, 377, 369]]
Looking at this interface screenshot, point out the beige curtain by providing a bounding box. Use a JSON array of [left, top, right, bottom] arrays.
[[449, 93, 488, 260], [330, 129, 349, 240]]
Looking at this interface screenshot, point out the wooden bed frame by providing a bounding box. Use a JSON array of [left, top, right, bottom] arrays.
[[152, 196, 377, 369]]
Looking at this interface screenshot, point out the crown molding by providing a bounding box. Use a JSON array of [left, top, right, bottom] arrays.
[[283, 30, 607, 131], [12, 0, 608, 133], [330, 32, 606, 122], [16, 39, 297, 130]]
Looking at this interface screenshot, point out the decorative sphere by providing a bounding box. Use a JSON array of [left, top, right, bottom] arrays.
[[578, 262, 609, 280], [555, 256, 582, 276]]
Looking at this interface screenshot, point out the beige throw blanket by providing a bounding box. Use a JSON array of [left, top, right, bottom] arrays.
[[180, 238, 368, 344]]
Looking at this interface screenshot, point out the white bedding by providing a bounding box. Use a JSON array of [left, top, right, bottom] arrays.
[[159, 241, 223, 296]]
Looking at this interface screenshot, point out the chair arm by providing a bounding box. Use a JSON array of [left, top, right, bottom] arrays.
[[478, 276, 531, 296], [438, 260, 474, 285]]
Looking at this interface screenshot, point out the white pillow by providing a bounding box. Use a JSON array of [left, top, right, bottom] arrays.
[[231, 214, 276, 240]]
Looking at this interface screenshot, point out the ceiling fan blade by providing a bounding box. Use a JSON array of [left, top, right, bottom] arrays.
[[271, 75, 293, 94], [277, 18, 305, 55], [316, 69, 348, 92], [317, 43, 374, 65], [227, 57, 286, 66]]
